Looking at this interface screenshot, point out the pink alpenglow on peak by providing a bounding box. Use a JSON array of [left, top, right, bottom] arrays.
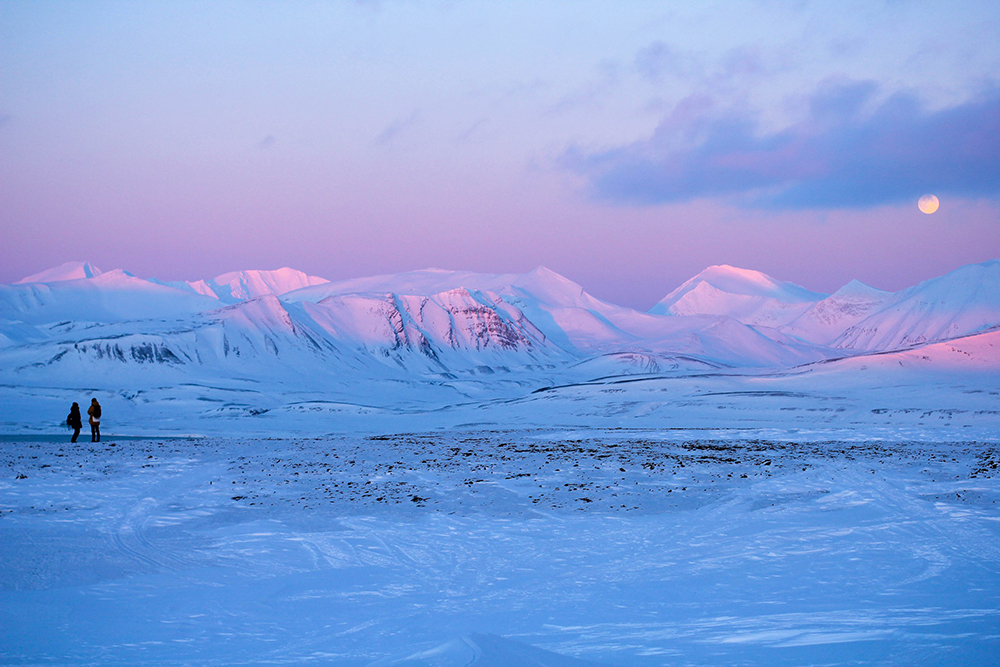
[[649, 265, 827, 328], [281, 266, 588, 305], [16, 261, 103, 284], [302, 287, 552, 359], [206, 268, 330, 303], [1, 268, 221, 325]]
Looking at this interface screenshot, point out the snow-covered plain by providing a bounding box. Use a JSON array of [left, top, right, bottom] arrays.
[[2, 261, 999, 665], [2, 430, 998, 666]]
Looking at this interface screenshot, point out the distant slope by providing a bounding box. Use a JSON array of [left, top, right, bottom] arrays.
[[152, 267, 329, 302], [0, 270, 221, 325], [0, 287, 566, 389], [782, 279, 894, 345], [283, 266, 597, 308], [17, 261, 103, 284], [0, 294, 380, 388], [206, 267, 329, 302], [805, 328, 1000, 374], [649, 265, 826, 327], [834, 259, 1000, 351]]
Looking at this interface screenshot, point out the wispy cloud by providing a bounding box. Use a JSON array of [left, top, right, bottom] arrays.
[[564, 81, 1000, 209], [375, 110, 421, 146], [456, 118, 489, 144], [633, 41, 785, 90], [548, 60, 622, 115]]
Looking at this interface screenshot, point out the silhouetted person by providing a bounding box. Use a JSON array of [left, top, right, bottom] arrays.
[[67, 402, 82, 443], [88, 398, 102, 442]]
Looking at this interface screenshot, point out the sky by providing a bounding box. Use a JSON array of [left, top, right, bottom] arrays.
[[1, 0, 999, 309]]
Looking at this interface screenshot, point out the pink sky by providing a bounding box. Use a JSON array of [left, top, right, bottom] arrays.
[[1, 1, 998, 309]]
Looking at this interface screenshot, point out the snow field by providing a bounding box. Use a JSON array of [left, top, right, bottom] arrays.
[[2, 430, 998, 666]]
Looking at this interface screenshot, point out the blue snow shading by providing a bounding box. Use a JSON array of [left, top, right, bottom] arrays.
[[1, 431, 998, 666]]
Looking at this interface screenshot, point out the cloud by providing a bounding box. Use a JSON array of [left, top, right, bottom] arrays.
[[633, 41, 783, 90], [633, 41, 700, 83], [548, 60, 622, 115], [375, 110, 421, 146], [564, 81, 1000, 209], [456, 118, 489, 144]]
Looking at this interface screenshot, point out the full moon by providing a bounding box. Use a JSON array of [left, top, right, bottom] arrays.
[[918, 194, 940, 214]]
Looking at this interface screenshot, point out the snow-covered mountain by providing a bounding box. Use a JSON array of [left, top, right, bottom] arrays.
[[649, 265, 827, 327], [781, 279, 894, 345], [0, 269, 220, 329], [0, 274, 568, 390], [284, 266, 605, 311], [16, 260, 103, 284], [299, 286, 561, 374], [834, 259, 1000, 351], [284, 266, 825, 367], [2, 260, 998, 398], [2, 259, 999, 437], [151, 267, 329, 302], [285, 266, 633, 353]]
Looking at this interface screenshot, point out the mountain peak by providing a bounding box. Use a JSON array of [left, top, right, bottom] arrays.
[[207, 268, 329, 302], [650, 264, 826, 326], [781, 279, 894, 344], [830, 278, 891, 299], [676, 265, 825, 301], [833, 258, 1000, 350], [527, 265, 560, 277], [16, 261, 103, 284]]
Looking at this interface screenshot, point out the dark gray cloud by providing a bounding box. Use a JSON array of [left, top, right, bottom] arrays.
[[565, 81, 1000, 209]]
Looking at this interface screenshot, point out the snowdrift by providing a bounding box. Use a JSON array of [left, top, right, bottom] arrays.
[[369, 633, 610, 667]]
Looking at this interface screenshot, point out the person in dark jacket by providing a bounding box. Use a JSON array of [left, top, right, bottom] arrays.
[[67, 402, 82, 443], [87, 398, 102, 442]]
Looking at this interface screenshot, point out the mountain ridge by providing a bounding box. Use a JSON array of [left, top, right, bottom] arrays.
[[5, 259, 999, 365]]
